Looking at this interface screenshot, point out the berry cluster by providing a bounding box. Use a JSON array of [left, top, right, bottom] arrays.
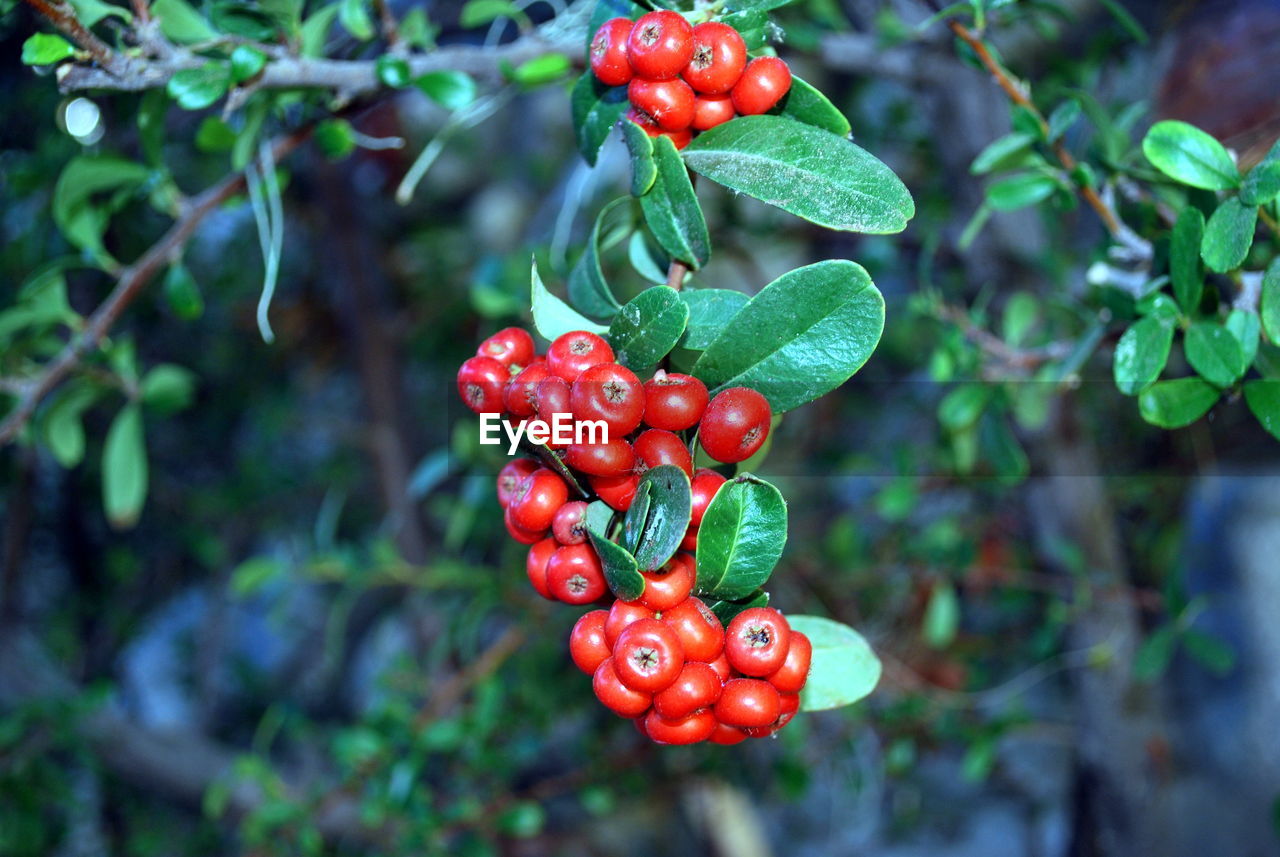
[[588, 11, 793, 149]]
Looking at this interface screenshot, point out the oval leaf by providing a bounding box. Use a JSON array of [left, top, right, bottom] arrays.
[[778, 77, 851, 136], [680, 288, 750, 351], [1137, 377, 1220, 428], [530, 258, 607, 340], [1142, 120, 1239, 190], [1201, 197, 1257, 274], [694, 474, 787, 600], [1244, 380, 1280, 441], [568, 198, 626, 320], [619, 119, 657, 197], [789, 615, 881, 712], [609, 286, 690, 369], [585, 501, 645, 601], [1113, 316, 1173, 395], [1185, 321, 1246, 388], [103, 404, 148, 529], [1170, 206, 1205, 312], [1261, 257, 1280, 345], [629, 464, 691, 571], [640, 135, 711, 269]]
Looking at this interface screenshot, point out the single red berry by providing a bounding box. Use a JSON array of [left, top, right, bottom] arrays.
[[626, 10, 694, 80], [565, 437, 636, 477], [533, 375, 573, 447], [698, 387, 771, 463], [639, 552, 695, 612], [632, 429, 694, 477], [589, 17, 634, 87], [547, 331, 615, 382], [683, 22, 747, 94], [689, 468, 727, 525], [692, 93, 735, 131], [628, 77, 695, 132], [743, 690, 800, 738], [626, 105, 661, 135], [571, 363, 645, 436], [767, 630, 811, 693], [714, 678, 781, 728], [589, 472, 640, 511], [644, 708, 716, 745], [497, 458, 540, 507], [546, 543, 607, 605], [504, 506, 546, 545], [707, 652, 733, 682], [730, 56, 792, 116], [477, 327, 535, 366], [652, 660, 723, 720], [661, 596, 725, 663], [605, 599, 656, 648], [551, 500, 589, 545], [725, 607, 791, 677], [643, 372, 708, 431], [613, 618, 685, 693], [680, 526, 698, 551], [508, 468, 569, 532], [504, 362, 550, 418], [593, 657, 652, 717], [457, 356, 507, 414], [526, 538, 557, 599], [570, 609, 612, 674], [709, 720, 747, 745]]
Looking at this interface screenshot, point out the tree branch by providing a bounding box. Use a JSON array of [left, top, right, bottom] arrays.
[[23, 0, 122, 73]]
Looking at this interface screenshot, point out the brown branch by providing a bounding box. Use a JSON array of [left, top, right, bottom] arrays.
[[0, 126, 313, 448], [415, 626, 527, 728], [23, 0, 121, 72], [372, 0, 399, 47]]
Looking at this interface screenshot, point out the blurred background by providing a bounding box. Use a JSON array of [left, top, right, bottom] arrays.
[[3, 0, 1280, 855]]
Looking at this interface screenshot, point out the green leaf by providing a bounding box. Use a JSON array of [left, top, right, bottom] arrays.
[[167, 63, 232, 110], [52, 156, 151, 265], [619, 119, 658, 196], [164, 262, 204, 320], [68, 0, 132, 27], [986, 172, 1057, 211], [922, 581, 959, 648], [1244, 380, 1280, 440], [41, 382, 98, 468], [398, 8, 437, 48], [621, 480, 652, 554], [1002, 291, 1039, 346], [629, 465, 691, 571], [210, 2, 278, 40], [460, 0, 518, 27], [694, 474, 787, 600], [338, 0, 374, 39], [195, 116, 236, 152], [1046, 99, 1081, 141], [1185, 321, 1246, 388], [680, 288, 749, 351], [629, 231, 668, 284], [1133, 626, 1176, 681], [567, 197, 626, 319], [719, 9, 767, 49], [414, 70, 477, 110], [609, 286, 689, 369], [510, 53, 571, 86], [937, 383, 990, 431], [1261, 257, 1280, 345], [1138, 377, 1220, 428], [706, 589, 768, 625], [1113, 316, 1174, 395], [22, 33, 76, 65], [530, 258, 607, 340], [790, 615, 881, 712], [1240, 143, 1280, 205], [1200, 197, 1257, 274], [570, 74, 628, 167], [375, 56, 411, 88], [1226, 309, 1260, 368], [683, 116, 915, 234], [1182, 629, 1236, 676], [300, 2, 341, 57], [1142, 120, 1239, 190], [777, 77, 851, 137], [640, 135, 711, 269], [230, 556, 284, 596], [970, 132, 1036, 175], [691, 260, 884, 413], [102, 404, 148, 529], [585, 501, 645, 600], [725, 0, 800, 11], [1170, 206, 1205, 312], [141, 364, 196, 414], [152, 0, 217, 42]]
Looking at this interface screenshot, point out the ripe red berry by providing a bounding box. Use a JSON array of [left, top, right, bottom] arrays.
[[653, 660, 723, 720], [589, 472, 640, 511], [698, 387, 771, 463], [644, 708, 716, 744], [546, 544, 607, 605], [593, 657, 653, 717], [709, 720, 747, 745], [551, 500, 589, 545], [508, 468, 569, 532], [565, 437, 636, 477], [767, 630, 811, 693], [504, 506, 546, 544], [662, 128, 693, 150], [547, 331, 615, 382], [642, 372, 708, 430], [626, 10, 694, 80], [707, 653, 733, 682], [477, 327, 535, 366], [683, 22, 747, 94], [613, 618, 685, 693], [605, 599, 656, 648], [714, 678, 781, 728], [639, 552, 695, 612], [627, 77, 695, 132], [504, 362, 550, 418], [533, 375, 572, 447], [626, 105, 660, 135], [743, 690, 800, 738], [570, 609, 611, 674], [632, 429, 694, 477], [730, 56, 792, 116], [497, 458, 539, 507], [661, 596, 725, 663], [692, 93, 735, 131], [689, 468, 726, 525], [680, 526, 697, 551], [570, 363, 645, 436], [457, 356, 507, 414], [589, 17, 634, 87], [725, 607, 791, 677], [525, 538, 556, 598]]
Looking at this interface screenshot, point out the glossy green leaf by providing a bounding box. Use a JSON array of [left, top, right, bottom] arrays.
[[790, 615, 881, 712], [414, 70, 477, 110], [585, 500, 645, 600], [22, 33, 75, 65], [103, 404, 148, 529], [41, 382, 98, 468], [695, 474, 787, 600], [725, 0, 800, 11], [69, 0, 132, 27], [621, 481, 652, 554], [338, 0, 374, 39], [1226, 309, 1260, 369], [619, 119, 658, 197], [922, 581, 959, 648], [460, 0, 518, 27], [628, 231, 668, 284], [680, 288, 749, 351], [1240, 141, 1280, 205], [691, 260, 884, 413], [640, 135, 711, 269], [986, 172, 1057, 210], [719, 9, 767, 49], [300, 2, 341, 57], [52, 156, 150, 265], [570, 74, 628, 166], [778, 77, 851, 137], [1185, 321, 1246, 387], [1201, 197, 1256, 274], [1261, 257, 1280, 345], [1142, 120, 1239, 190], [970, 132, 1036, 175], [510, 53, 571, 86], [1244, 380, 1280, 441], [195, 117, 236, 152], [314, 118, 356, 159], [630, 465, 691, 571], [938, 383, 990, 430], [683, 116, 914, 234], [1170, 206, 1205, 312], [530, 258, 608, 340], [141, 364, 196, 414], [706, 589, 768, 625], [164, 262, 204, 320], [230, 46, 267, 83], [609, 286, 689, 369], [152, 0, 217, 43], [567, 197, 626, 320], [1113, 316, 1174, 395], [167, 63, 232, 110], [1138, 377, 1220, 428]]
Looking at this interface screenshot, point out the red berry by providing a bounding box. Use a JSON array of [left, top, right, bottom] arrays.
[[639, 552, 695, 612], [504, 506, 546, 544], [570, 609, 611, 674], [692, 93, 735, 131], [626, 105, 661, 135], [626, 10, 694, 80], [457, 356, 507, 415], [767, 630, 811, 693], [725, 607, 791, 677], [497, 458, 539, 507], [644, 708, 716, 744], [680, 526, 698, 551], [662, 128, 693, 150], [589, 472, 640, 511], [605, 599, 656, 648], [547, 331, 614, 382], [707, 653, 733, 682], [477, 327, 535, 366], [709, 720, 747, 745], [632, 429, 693, 477], [546, 544, 607, 605], [589, 17, 634, 87], [508, 468, 569, 532], [593, 657, 652, 717], [642, 372, 708, 431], [689, 468, 726, 525], [565, 437, 636, 477], [730, 56, 791, 116], [526, 537, 557, 599], [714, 678, 781, 728], [698, 387, 771, 463], [744, 690, 800, 738], [653, 660, 723, 720], [660, 596, 725, 663], [683, 22, 747, 94], [534, 376, 573, 447], [504, 362, 550, 418], [570, 363, 645, 436], [551, 500, 589, 545], [627, 77, 695, 132], [613, 618, 685, 693]]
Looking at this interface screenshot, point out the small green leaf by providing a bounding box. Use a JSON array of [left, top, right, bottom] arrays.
[[585, 501, 645, 600], [706, 589, 769, 625], [414, 70, 477, 110], [152, 0, 217, 43], [679, 288, 749, 351], [300, 2, 341, 57], [338, 0, 374, 39], [69, 0, 132, 27], [1182, 629, 1236, 676], [640, 135, 711, 269], [52, 156, 151, 265], [609, 286, 689, 369], [230, 45, 267, 83], [163, 262, 204, 320], [695, 474, 787, 600], [1113, 316, 1174, 395], [1226, 309, 1260, 368], [790, 615, 881, 712], [985, 172, 1057, 211], [938, 383, 990, 430], [1170, 207, 1205, 312], [629, 231, 668, 284], [22, 33, 76, 65], [460, 0, 519, 27], [570, 74, 628, 167], [1201, 197, 1257, 274], [314, 118, 357, 159], [567, 197, 626, 320], [1142, 120, 1239, 190], [1261, 258, 1280, 345], [167, 63, 232, 110], [376, 55, 411, 88], [41, 382, 98, 468], [102, 404, 148, 529], [619, 119, 658, 196], [1138, 377, 1220, 428], [141, 364, 196, 414], [777, 76, 851, 137], [1244, 380, 1280, 440], [510, 53, 571, 86], [970, 132, 1036, 175], [1046, 99, 1081, 141], [630, 465, 691, 571], [230, 556, 284, 596], [1185, 321, 1246, 387], [1240, 145, 1280, 206], [530, 258, 607, 341], [1133, 626, 1176, 681], [195, 117, 237, 152], [922, 581, 959, 648], [1002, 291, 1039, 346]]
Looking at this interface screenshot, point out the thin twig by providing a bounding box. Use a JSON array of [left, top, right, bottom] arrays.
[[23, 0, 121, 72], [665, 259, 689, 291]]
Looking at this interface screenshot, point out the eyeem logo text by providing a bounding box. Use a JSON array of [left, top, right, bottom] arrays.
[[479, 413, 608, 454]]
